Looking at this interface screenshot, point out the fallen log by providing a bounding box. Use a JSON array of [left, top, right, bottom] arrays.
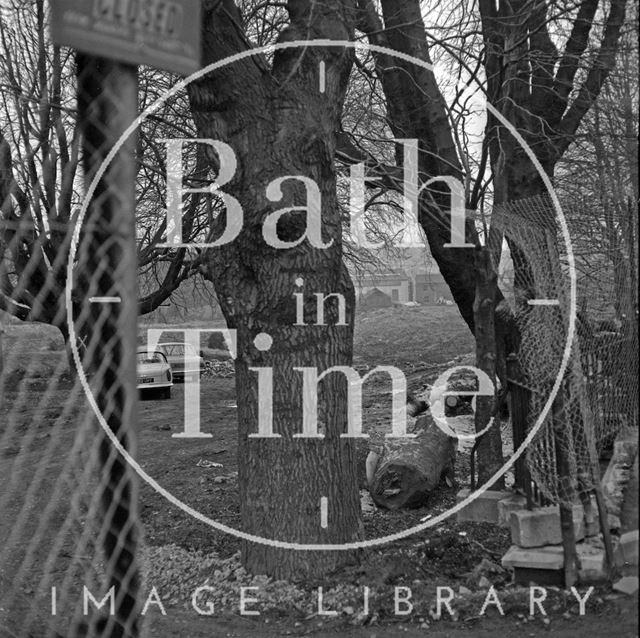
[[369, 416, 456, 510]]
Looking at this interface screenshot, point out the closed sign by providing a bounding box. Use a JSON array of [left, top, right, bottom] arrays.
[[51, 0, 201, 76]]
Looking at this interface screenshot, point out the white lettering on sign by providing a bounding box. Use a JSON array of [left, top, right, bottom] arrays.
[[92, 0, 183, 38], [51, 0, 201, 75]]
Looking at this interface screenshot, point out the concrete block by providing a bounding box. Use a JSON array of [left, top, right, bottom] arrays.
[[612, 576, 639, 596], [513, 567, 563, 587], [510, 504, 584, 548], [456, 489, 512, 524], [577, 543, 607, 583], [614, 529, 639, 576], [501, 542, 607, 585], [502, 544, 564, 570], [497, 494, 527, 528]]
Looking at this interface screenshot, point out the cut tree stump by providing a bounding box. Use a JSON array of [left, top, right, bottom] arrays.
[[369, 416, 456, 510]]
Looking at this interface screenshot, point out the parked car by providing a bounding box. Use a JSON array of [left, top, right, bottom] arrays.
[[136, 349, 173, 398], [157, 342, 204, 382]]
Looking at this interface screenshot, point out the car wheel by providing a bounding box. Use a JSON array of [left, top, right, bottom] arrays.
[[163, 387, 171, 400]]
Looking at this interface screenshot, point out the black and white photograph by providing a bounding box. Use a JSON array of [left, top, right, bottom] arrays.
[[0, 1, 637, 636]]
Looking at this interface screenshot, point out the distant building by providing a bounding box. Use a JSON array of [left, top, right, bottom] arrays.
[[351, 246, 517, 309], [354, 270, 410, 306], [414, 271, 451, 304], [353, 267, 454, 306]]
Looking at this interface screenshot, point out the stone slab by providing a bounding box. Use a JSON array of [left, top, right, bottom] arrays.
[[502, 544, 564, 570], [513, 567, 564, 587], [497, 494, 527, 528], [456, 489, 512, 524], [502, 542, 607, 585], [614, 529, 639, 576], [578, 544, 608, 583], [612, 576, 639, 596], [510, 504, 584, 548]]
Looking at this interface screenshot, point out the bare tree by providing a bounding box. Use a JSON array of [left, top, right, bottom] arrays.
[[350, 0, 629, 482], [556, 11, 638, 322], [2, 0, 632, 578], [0, 1, 207, 343], [0, 0, 79, 338], [185, 0, 631, 560]]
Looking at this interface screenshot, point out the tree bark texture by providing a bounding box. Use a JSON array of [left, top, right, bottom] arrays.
[[473, 247, 504, 486], [190, 1, 363, 579]]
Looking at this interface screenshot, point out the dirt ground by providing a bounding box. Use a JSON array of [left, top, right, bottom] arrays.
[[143, 607, 639, 638], [1, 306, 637, 637]]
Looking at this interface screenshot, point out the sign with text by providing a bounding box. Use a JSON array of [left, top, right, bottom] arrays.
[[51, 0, 201, 76]]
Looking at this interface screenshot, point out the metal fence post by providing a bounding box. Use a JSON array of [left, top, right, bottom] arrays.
[[75, 54, 140, 638]]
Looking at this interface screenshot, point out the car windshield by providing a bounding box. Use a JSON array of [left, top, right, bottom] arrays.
[[137, 351, 165, 364], [159, 343, 197, 357]]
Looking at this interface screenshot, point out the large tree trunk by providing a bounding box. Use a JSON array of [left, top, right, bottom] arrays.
[[479, 0, 628, 314], [473, 247, 504, 486], [190, 1, 363, 579]]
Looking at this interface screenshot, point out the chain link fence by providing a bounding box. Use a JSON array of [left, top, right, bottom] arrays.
[[1, 50, 143, 636], [495, 194, 638, 508], [0, 0, 224, 630], [1, 4, 638, 636]]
